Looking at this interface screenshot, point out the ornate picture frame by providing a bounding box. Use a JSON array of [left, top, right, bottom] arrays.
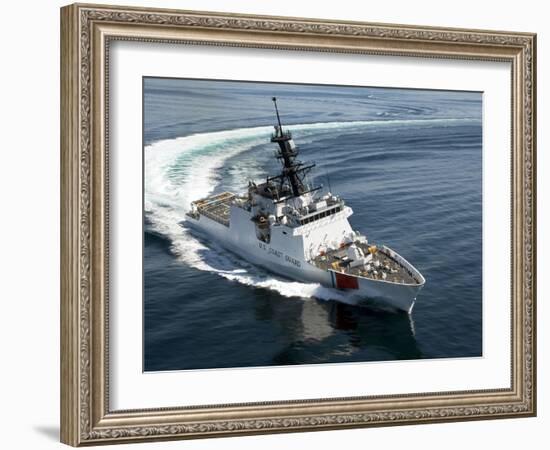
[[60, 3, 536, 446]]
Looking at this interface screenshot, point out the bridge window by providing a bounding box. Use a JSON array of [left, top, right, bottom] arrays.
[[300, 205, 342, 226]]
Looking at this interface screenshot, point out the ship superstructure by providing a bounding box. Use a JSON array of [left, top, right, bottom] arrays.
[[187, 98, 425, 312]]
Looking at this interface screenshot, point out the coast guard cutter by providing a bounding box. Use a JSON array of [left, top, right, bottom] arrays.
[[187, 98, 425, 312]]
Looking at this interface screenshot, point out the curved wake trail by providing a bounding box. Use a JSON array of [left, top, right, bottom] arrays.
[[145, 118, 474, 301]]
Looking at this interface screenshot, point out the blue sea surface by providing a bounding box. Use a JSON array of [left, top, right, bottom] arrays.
[[143, 78, 482, 371]]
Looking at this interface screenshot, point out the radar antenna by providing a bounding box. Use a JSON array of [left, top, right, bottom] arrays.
[[269, 97, 320, 198]]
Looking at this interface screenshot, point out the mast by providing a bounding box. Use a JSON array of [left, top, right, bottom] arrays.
[[270, 97, 317, 198], [272, 96, 283, 130]]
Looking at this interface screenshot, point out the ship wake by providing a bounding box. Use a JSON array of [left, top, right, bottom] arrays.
[[144, 119, 469, 303]]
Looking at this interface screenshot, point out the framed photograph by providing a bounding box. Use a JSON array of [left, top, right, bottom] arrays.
[[60, 3, 536, 446]]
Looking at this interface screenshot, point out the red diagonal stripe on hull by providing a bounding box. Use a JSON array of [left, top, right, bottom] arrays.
[[335, 272, 359, 289]]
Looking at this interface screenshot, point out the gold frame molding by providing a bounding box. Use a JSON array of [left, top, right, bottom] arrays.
[[60, 2, 537, 446]]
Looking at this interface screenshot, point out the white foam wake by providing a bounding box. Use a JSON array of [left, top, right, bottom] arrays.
[[145, 118, 473, 301]]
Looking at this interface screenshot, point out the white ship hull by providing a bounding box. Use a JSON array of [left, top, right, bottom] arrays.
[[186, 100, 425, 313], [186, 211, 424, 313]]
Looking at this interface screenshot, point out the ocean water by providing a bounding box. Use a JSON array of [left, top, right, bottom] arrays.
[[143, 78, 482, 371]]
